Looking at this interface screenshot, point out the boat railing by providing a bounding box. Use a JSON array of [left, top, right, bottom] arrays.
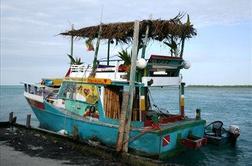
[[23, 83, 58, 100], [24, 83, 44, 96], [68, 55, 186, 86], [69, 62, 128, 81]]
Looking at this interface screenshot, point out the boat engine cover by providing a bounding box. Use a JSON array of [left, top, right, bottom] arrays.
[[229, 125, 240, 135]]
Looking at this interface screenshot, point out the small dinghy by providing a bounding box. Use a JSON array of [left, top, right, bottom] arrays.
[[204, 121, 240, 145]]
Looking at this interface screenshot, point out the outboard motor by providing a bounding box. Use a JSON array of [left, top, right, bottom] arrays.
[[228, 125, 240, 144]]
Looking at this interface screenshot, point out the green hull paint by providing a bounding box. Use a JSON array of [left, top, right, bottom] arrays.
[[160, 119, 206, 135]]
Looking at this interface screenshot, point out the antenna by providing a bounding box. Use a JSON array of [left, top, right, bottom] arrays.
[[100, 4, 104, 23], [149, 14, 153, 20], [70, 24, 74, 57]]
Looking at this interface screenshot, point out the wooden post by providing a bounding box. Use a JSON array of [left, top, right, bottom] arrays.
[[123, 21, 140, 152], [26, 114, 31, 128], [107, 39, 111, 65], [70, 24, 74, 57], [9, 112, 13, 123], [116, 92, 129, 152], [196, 108, 201, 120], [180, 82, 185, 117], [90, 24, 102, 77]]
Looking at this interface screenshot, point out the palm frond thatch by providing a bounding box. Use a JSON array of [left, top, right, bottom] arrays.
[[60, 13, 196, 44]]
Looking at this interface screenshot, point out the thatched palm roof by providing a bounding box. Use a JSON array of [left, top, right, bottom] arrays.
[[60, 14, 197, 43]]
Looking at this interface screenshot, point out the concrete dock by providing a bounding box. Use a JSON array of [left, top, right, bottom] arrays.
[[0, 124, 123, 166], [0, 122, 175, 166]]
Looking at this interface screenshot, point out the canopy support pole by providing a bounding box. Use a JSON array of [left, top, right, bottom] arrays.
[[90, 24, 102, 77], [107, 39, 111, 66], [123, 21, 140, 153], [70, 24, 74, 57], [141, 25, 149, 59], [116, 21, 139, 153], [179, 82, 185, 117]]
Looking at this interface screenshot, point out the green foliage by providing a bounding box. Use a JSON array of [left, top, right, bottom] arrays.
[[164, 37, 179, 57], [118, 50, 131, 65], [164, 14, 192, 57], [67, 54, 83, 65], [186, 14, 191, 26]]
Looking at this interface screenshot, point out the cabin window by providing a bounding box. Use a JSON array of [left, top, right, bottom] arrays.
[[58, 82, 76, 99], [34, 86, 38, 94], [59, 82, 99, 105], [28, 85, 31, 93]]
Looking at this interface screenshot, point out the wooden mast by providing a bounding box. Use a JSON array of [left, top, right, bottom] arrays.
[[123, 21, 140, 152]]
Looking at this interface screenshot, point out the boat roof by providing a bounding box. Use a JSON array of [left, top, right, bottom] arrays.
[[60, 13, 196, 43]]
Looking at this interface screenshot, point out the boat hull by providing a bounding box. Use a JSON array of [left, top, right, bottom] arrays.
[[27, 98, 206, 160]]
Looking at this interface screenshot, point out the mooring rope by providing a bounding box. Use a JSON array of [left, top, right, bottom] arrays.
[[148, 88, 169, 117]]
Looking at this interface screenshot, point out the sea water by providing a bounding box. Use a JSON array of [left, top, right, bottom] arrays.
[[0, 85, 251, 166]]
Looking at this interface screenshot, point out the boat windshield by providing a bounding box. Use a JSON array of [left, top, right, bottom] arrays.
[[58, 81, 99, 105]]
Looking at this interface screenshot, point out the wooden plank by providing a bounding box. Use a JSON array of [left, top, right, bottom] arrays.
[[116, 89, 120, 118], [108, 88, 111, 117], [104, 88, 106, 116]]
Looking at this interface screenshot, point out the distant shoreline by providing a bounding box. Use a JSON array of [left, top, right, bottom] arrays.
[[0, 84, 252, 88], [187, 85, 252, 88]]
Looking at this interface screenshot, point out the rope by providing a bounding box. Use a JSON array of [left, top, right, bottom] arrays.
[[122, 127, 160, 145], [148, 88, 169, 117]]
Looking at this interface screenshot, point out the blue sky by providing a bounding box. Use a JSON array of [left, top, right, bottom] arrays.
[[1, 0, 251, 85]]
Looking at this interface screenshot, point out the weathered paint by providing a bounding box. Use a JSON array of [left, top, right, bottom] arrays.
[[27, 99, 206, 160], [65, 99, 89, 116]]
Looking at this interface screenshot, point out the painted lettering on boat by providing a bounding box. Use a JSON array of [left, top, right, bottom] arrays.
[[65, 77, 112, 85]]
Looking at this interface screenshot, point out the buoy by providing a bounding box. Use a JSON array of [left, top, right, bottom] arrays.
[[136, 58, 147, 69], [183, 60, 191, 69]]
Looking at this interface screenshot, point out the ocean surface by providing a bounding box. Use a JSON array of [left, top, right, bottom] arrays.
[[0, 85, 251, 166]]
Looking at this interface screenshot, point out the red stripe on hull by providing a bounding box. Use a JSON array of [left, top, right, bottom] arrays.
[[26, 98, 45, 110]]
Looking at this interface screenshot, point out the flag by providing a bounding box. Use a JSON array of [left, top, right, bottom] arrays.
[[85, 38, 94, 51]]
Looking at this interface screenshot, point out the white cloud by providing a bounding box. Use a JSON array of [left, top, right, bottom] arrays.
[[1, 0, 252, 84]]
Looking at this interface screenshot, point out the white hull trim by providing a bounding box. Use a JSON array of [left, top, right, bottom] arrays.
[[24, 92, 44, 103]]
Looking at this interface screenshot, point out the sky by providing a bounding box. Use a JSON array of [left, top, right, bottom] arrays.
[[0, 0, 252, 85]]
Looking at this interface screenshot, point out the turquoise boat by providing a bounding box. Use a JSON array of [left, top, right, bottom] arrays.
[[24, 15, 207, 160]]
